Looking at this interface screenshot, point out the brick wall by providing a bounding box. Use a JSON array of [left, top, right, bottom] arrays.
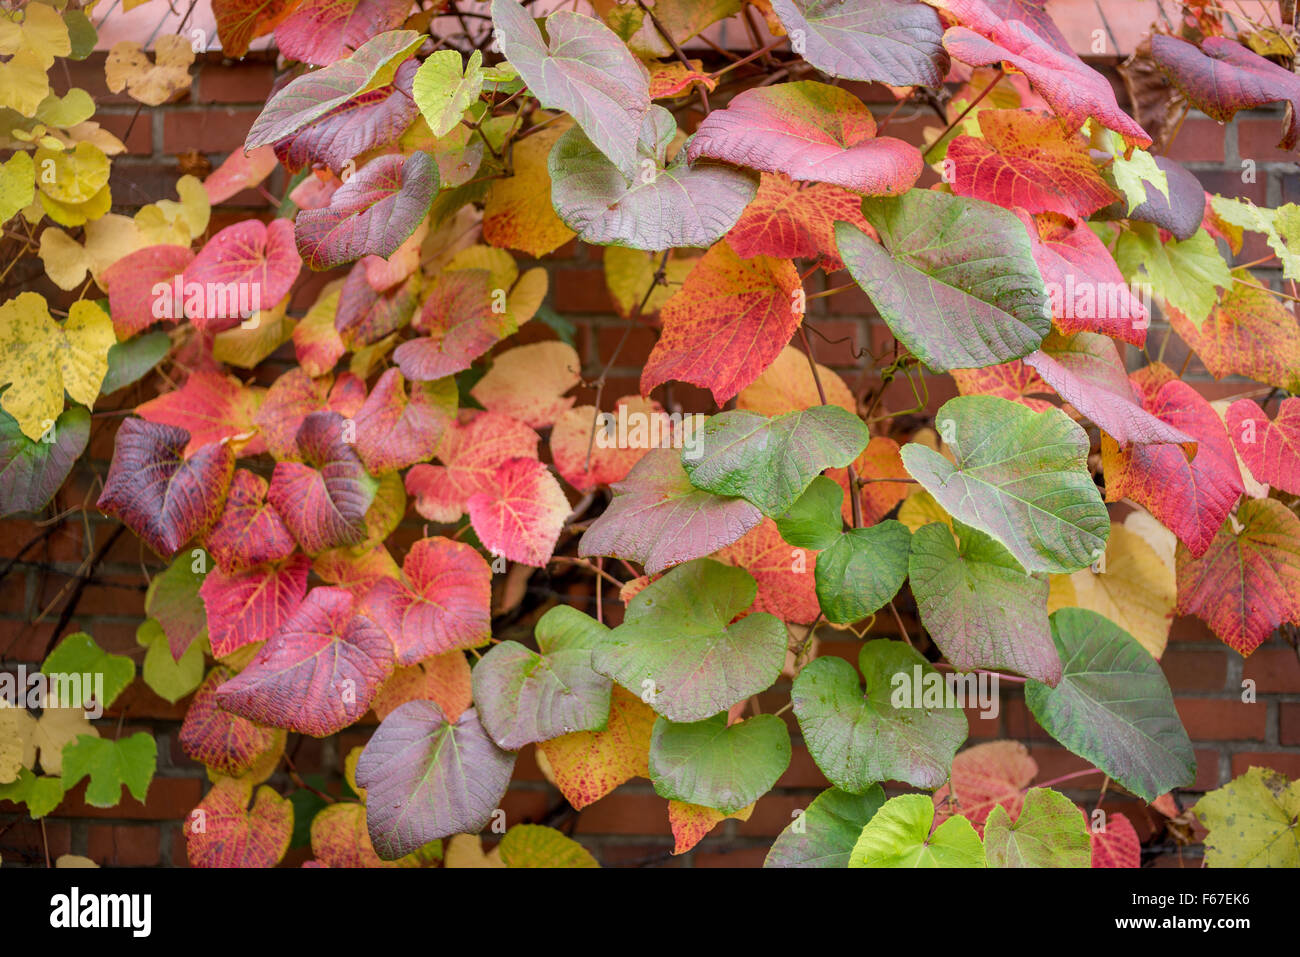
[[2, 50, 1299, 868]]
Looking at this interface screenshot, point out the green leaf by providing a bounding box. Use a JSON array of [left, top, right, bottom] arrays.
[[0, 151, 35, 224], [591, 558, 786, 723], [1026, 608, 1196, 802], [683, 405, 869, 517], [137, 619, 205, 704], [814, 520, 911, 624], [775, 475, 843, 550], [499, 823, 600, 867], [1195, 766, 1300, 867], [42, 632, 134, 711], [549, 106, 757, 250], [983, 787, 1090, 867], [848, 793, 985, 867], [61, 732, 156, 808], [900, 395, 1109, 575], [0, 404, 90, 518], [1106, 137, 1169, 214], [836, 191, 1051, 372], [0, 768, 65, 818], [647, 713, 791, 814], [1207, 196, 1300, 282], [792, 640, 967, 791], [413, 49, 483, 137], [1116, 224, 1230, 328], [764, 785, 885, 868], [908, 521, 1061, 683], [101, 328, 170, 394]]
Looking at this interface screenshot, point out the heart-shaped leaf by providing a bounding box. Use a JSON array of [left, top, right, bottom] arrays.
[[472, 605, 613, 750], [837, 191, 1051, 371], [466, 457, 570, 567], [549, 106, 757, 250], [178, 667, 281, 776], [355, 701, 516, 859], [792, 640, 967, 791], [215, 586, 395, 736], [591, 559, 786, 723], [350, 368, 456, 474], [185, 777, 292, 868], [764, 785, 885, 868], [900, 395, 1109, 574], [1227, 397, 1300, 495], [1024, 608, 1196, 802], [136, 370, 265, 456], [814, 521, 912, 624], [1195, 766, 1300, 867], [537, 685, 657, 811], [770, 0, 948, 86], [182, 219, 302, 334], [202, 469, 298, 574], [983, 786, 1090, 867], [97, 419, 235, 557], [848, 793, 985, 867], [274, 0, 412, 67], [295, 151, 438, 271], [648, 713, 790, 815], [199, 553, 311, 659]]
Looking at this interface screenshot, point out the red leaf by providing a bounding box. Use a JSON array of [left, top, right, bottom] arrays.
[[335, 264, 419, 347], [178, 667, 281, 776], [199, 553, 311, 658], [392, 268, 516, 381], [1167, 279, 1300, 393], [350, 368, 454, 474], [950, 360, 1053, 411], [183, 219, 302, 333], [313, 542, 401, 598], [686, 80, 923, 195], [1091, 810, 1141, 868], [714, 518, 820, 624], [1151, 34, 1300, 150], [211, 0, 297, 59], [404, 411, 540, 522], [550, 396, 674, 493], [215, 585, 395, 736], [268, 411, 379, 554], [726, 173, 873, 270], [1227, 398, 1300, 495], [100, 245, 194, 339], [1019, 211, 1149, 346], [203, 469, 297, 574], [136, 370, 265, 457], [273, 60, 418, 174], [642, 241, 802, 406], [186, 777, 292, 868], [254, 368, 367, 460], [467, 457, 570, 567], [1102, 374, 1244, 557], [1175, 497, 1300, 655], [203, 146, 279, 205], [361, 536, 491, 665], [275, 0, 413, 66], [295, 151, 438, 271], [829, 435, 914, 526], [98, 420, 235, 557], [932, 739, 1038, 833], [940, 10, 1150, 147], [947, 109, 1118, 217]]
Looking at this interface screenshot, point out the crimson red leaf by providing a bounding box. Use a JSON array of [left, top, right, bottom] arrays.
[[466, 457, 570, 567], [100, 245, 194, 339], [274, 0, 412, 66], [1227, 398, 1300, 495], [203, 145, 278, 205], [179, 667, 280, 776], [360, 536, 491, 665], [182, 219, 302, 334], [268, 411, 379, 554], [215, 585, 395, 736], [199, 553, 311, 659], [335, 264, 419, 347], [1151, 34, 1300, 150], [1091, 810, 1140, 868], [404, 411, 539, 522], [203, 469, 298, 574], [135, 370, 264, 457], [686, 81, 922, 196], [254, 369, 368, 461], [274, 60, 418, 174], [1102, 373, 1244, 557], [98, 420, 235, 557], [295, 151, 438, 271], [392, 269, 515, 381], [726, 173, 872, 269], [351, 368, 455, 474]]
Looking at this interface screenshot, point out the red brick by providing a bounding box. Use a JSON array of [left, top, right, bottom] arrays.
[[737, 793, 806, 836], [1243, 647, 1300, 694], [0, 818, 73, 864], [162, 109, 263, 154], [1230, 751, 1300, 779], [692, 845, 769, 867], [95, 110, 154, 155], [196, 62, 276, 104], [59, 775, 203, 821], [776, 745, 830, 788], [573, 790, 671, 836], [1175, 697, 1267, 740], [87, 823, 162, 866], [1164, 119, 1227, 164], [596, 324, 658, 366], [1236, 117, 1300, 165], [552, 268, 615, 313], [1282, 703, 1300, 746], [1160, 648, 1227, 692]]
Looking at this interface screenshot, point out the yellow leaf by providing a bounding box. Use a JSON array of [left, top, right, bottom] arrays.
[[38, 180, 111, 226], [39, 213, 145, 290], [33, 707, 97, 776], [55, 855, 100, 868], [0, 294, 115, 439], [604, 246, 698, 319], [0, 705, 37, 783], [35, 140, 110, 204], [1048, 522, 1176, 659], [897, 488, 953, 534], [444, 834, 505, 868], [134, 203, 193, 245], [56, 121, 128, 156], [0, 2, 71, 68], [736, 344, 853, 416], [0, 48, 53, 116], [483, 123, 575, 258], [0, 150, 35, 224], [35, 88, 95, 128], [212, 295, 293, 368], [105, 35, 194, 106], [153, 173, 210, 239]]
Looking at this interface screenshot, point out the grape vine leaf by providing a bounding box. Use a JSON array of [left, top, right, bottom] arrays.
[[1227, 398, 1300, 495], [179, 667, 281, 777], [647, 713, 791, 814], [199, 554, 312, 659], [466, 457, 571, 567], [983, 786, 1090, 867], [498, 824, 600, 868], [136, 370, 264, 456], [0, 405, 89, 518], [1194, 766, 1300, 867], [274, 0, 412, 67], [764, 785, 885, 868], [61, 732, 155, 808], [932, 739, 1038, 832], [1169, 275, 1300, 393], [43, 632, 134, 711], [404, 410, 539, 522], [183, 219, 302, 333], [203, 469, 298, 574], [848, 793, 985, 867], [137, 619, 204, 704], [185, 776, 293, 868], [769, 0, 948, 86], [1115, 224, 1229, 330], [814, 521, 912, 624], [713, 518, 821, 625], [537, 685, 657, 810], [412, 49, 483, 138]]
